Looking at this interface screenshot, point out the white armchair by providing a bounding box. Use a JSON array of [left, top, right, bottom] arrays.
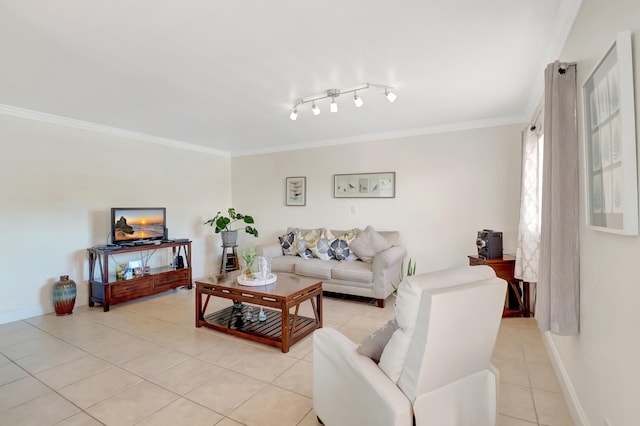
[[313, 265, 506, 426]]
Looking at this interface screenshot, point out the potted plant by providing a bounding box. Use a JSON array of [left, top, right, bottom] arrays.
[[204, 208, 258, 246]]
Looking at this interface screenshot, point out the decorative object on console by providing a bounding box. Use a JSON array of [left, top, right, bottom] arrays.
[[476, 229, 503, 259], [289, 82, 396, 120], [285, 177, 306, 206], [52, 275, 76, 316], [334, 172, 395, 198], [204, 207, 258, 247], [582, 30, 638, 235]]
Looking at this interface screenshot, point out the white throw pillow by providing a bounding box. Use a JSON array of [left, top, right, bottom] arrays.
[[349, 225, 392, 263]]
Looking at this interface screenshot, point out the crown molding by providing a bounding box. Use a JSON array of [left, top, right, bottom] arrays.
[[232, 114, 528, 157], [0, 104, 230, 157]]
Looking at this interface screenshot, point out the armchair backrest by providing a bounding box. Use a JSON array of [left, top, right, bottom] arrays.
[[398, 277, 506, 402]]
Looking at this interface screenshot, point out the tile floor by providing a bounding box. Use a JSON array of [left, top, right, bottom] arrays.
[[0, 287, 573, 425]]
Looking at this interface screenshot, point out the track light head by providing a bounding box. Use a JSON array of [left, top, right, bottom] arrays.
[[353, 92, 364, 108], [385, 88, 397, 103], [289, 108, 298, 121], [312, 102, 320, 115], [330, 99, 338, 113]]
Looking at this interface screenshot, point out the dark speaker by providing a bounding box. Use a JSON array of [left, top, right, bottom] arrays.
[[163, 227, 169, 240], [476, 229, 503, 259], [175, 255, 184, 269]]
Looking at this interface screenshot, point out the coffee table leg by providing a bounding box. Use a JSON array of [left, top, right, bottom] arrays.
[[281, 304, 290, 353]]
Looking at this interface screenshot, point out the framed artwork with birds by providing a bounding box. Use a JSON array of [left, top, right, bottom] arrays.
[[286, 177, 306, 206], [334, 172, 395, 198]]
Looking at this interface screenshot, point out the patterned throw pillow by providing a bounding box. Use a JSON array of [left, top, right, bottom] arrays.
[[329, 229, 357, 261], [278, 229, 299, 256], [308, 228, 335, 260], [296, 229, 319, 259]]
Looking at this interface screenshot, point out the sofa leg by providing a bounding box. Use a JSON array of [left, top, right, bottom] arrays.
[[316, 416, 324, 425], [377, 298, 385, 308]]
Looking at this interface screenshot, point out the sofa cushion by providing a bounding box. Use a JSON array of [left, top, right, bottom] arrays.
[[271, 255, 304, 273], [357, 318, 398, 363], [295, 258, 338, 279], [308, 228, 335, 260], [349, 225, 392, 263], [278, 229, 300, 256], [331, 260, 373, 283]]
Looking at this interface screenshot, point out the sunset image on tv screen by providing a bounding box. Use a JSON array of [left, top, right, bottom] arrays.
[[114, 209, 164, 240]]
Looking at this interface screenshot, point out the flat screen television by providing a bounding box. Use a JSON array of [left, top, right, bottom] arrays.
[[111, 207, 166, 244]]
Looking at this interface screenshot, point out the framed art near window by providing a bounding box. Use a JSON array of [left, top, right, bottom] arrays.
[[334, 172, 395, 198], [286, 177, 306, 206], [582, 30, 638, 235]]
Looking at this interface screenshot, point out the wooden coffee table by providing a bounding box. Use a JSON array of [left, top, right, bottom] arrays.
[[195, 271, 322, 353]]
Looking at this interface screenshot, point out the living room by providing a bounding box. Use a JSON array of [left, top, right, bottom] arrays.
[[1, 0, 639, 425]]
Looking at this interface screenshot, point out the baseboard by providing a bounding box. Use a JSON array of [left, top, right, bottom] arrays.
[[0, 305, 48, 325], [542, 331, 590, 426]]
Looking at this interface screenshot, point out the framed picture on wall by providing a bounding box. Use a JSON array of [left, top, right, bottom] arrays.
[[582, 30, 638, 235], [334, 172, 395, 198], [286, 177, 306, 206]]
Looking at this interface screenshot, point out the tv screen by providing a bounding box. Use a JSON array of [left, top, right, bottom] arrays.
[[111, 207, 166, 244]]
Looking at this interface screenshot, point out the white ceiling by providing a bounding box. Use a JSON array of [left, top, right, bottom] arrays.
[[0, 0, 582, 156]]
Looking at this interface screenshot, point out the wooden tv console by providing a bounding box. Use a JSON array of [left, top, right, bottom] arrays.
[[87, 241, 192, 312]]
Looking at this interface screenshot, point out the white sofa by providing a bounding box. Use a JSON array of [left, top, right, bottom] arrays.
[[313, 265, 506, 426], [255, 227, 406, 308]]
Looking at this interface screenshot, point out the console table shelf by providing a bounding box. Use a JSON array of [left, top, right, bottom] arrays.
[[468, 254, 530, 318], [88, 241, 192, 312]]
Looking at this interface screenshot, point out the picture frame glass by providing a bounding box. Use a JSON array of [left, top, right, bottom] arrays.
[[286, 177, 306, 206], [582, 31, 638, 235], [334, 172, 395, 198]]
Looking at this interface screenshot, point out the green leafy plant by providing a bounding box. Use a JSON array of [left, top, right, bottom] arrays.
[[392, 258, 417, 296], [204, 208, 259, 237]]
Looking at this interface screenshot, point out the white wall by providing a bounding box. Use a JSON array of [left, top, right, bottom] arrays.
[[546, 1, 640, 425], [231, 123, 523, 276], [0, 114, 231, 324]]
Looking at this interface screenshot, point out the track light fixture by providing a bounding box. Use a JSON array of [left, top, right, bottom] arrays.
[[289, 82, 396, 120], [353, 92, 363, 108], [385, 88, 397, 103]]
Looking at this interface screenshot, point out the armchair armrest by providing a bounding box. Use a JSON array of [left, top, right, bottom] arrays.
[[313, 328, 413, 426], [255, 242, 284, 258]]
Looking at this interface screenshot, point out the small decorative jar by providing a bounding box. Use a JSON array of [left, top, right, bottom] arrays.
[[52, 275, 76, 316]]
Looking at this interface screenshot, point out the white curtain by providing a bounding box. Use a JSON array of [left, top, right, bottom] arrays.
[[537, 61, 580, 335], [515, 127, 543, 283]]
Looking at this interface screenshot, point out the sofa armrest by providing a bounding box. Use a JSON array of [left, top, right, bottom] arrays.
[[255, 242, 284, 258], [372, 245, 407, 300], [374, 245, 407, 270], [313, 328, 413, 426]]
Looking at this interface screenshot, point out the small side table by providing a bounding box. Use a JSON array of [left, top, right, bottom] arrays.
[[220, 245, 239, 274], [468, 254, 530, 318]]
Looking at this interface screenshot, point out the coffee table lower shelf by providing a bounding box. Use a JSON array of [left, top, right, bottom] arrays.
[[199, 305, 318, 352]]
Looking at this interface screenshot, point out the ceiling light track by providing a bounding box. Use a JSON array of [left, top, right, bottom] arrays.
[[290, 82, 396, 120]]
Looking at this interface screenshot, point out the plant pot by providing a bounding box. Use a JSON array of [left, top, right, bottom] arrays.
[[52, 275, 76, 316], [221, 230, 238, 247]]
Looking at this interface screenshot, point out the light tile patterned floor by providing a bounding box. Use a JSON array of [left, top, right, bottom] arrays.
[[0, 287, 573, 425]]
